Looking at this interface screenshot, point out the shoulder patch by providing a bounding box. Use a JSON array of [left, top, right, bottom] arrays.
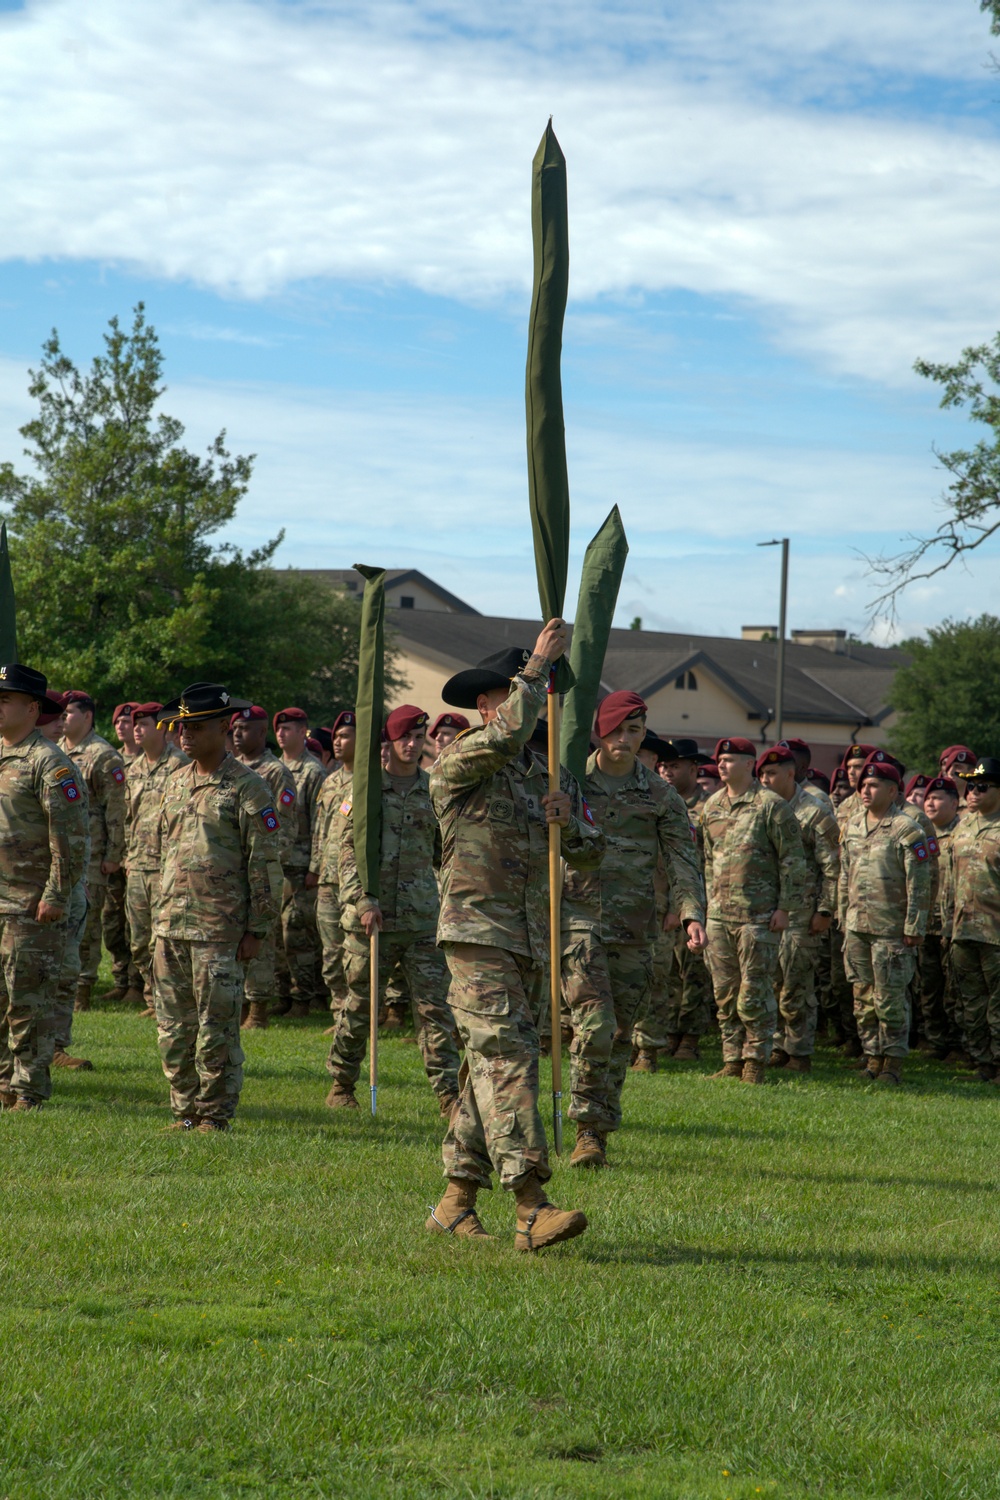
[[260, 806, 280, 833], [340, 795, 353, 816], [61, 777, 81, 802], [581, 798, 595, 826], [927, 835, 939, 857], [913, 842, 928, 860], [280, 787, 295, 807], [112, 765, 125, 784]]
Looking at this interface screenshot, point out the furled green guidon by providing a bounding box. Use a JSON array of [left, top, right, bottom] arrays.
[[350, 564, 386, 1116]]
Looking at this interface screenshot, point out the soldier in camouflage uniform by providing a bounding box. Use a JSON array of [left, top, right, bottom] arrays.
[[153, 683, 283, 1131], [783, 737, 836, 817], [757, 745, 840, 1073], [944, 757, 1000, 1081], [838, 752, 933, 1084], [231, 706, 297, 1030], [124, 703, 187, 1019], [59, 691, 126, 1011], [102, 701, 143, 1001], [0, 664, 88, 1111], [327, 704, 460, 1113], [916, 775, 963, 1059], [426, 626, 603, 1251], [702, 736, 808, 1083], [274, 706, 328, 1016], [311, 709, 356, 1026], [562, 696, 705, 1166]]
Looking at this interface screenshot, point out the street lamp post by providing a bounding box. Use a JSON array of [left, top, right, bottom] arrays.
[[758, 538, 789, 743]]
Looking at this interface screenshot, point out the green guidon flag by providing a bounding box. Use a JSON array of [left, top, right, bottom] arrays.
[[526, 119, 573, 692], [351, 565, 386, 901], [561, 506, 629, 786], [0, 522, 17, 663]]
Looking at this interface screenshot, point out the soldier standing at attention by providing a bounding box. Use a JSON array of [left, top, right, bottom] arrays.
[[274, 706, 328, 1017], [756, 744, 840, 1074], [311, 710, 356, 1026], [917, 775, 963, 1061], [702, 736, 807, 1083], [428, 713, 469, 759], [835, 743, 878, 827], [152, 683, 283, 1131], [231, 706, 297, 1031], [838, 753, 932, 1084], [945, 757, 1000, 1082], [561, 695, 706, 1167], [125, 704, 187, 1019], [783, 737, 836, 816], [327, 704, 460, 1114], [60, 691, 126, 1013], [104, 701, 142, 1001], [426, 624, 603, 1250], [0, 664, 88, 1112], [653, 737, 714, 1062]]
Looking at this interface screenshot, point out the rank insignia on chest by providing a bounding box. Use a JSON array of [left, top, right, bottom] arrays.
[[280, 788, 295, 808], [260, 806, 280, 832], [112, 766, 125, 784], [62, 779, 81, 801]]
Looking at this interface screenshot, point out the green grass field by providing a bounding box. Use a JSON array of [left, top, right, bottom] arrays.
[[2, 1002, 999, 1500]]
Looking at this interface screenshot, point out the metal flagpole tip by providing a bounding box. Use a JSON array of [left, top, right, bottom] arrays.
[[371, 1087, 377, 1117]]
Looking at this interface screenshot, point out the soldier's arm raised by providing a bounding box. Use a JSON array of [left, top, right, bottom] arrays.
[[430, 665, 549, 793]]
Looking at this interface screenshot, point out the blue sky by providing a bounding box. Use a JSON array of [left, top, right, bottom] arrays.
[[2, 0, 1000, 641]]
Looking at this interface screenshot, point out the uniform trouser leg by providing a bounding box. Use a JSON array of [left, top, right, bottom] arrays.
[[280, 874, 323, 1007], [667, 935, 712, 1037], [814, 929, 833, 1030], [242, 928, 278, 1006], [917, 935, 958, 1052], [441, 942, 550, 1191], [843, 930, 914, 1058], [315, 883, 345, 1008], [631, 930, 674, 1050], [0, 914, 65, 1102], [102, 868, 138, 990], [152, 936, 245, 1122], [774, 927, 820, 1057], [950, 939, 1000, 1064], [563, 934, 653, 1132], [705, 917, 779, 1063], [828, 926, 858, 1040], [125, 869, 158, 1002], [52, 881, 89, 1051], [78, 878, 108, 987]]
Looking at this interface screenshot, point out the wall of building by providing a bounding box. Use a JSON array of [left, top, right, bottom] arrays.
[[394, 649, 454, 719], [386, 580, 458, 612]]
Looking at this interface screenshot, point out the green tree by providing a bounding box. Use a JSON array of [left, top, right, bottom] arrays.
[[887, 614, 1000, 770], [0, 305, 383, 724]]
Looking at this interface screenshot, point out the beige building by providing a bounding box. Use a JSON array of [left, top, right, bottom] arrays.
[[307, 568, 905, 774]]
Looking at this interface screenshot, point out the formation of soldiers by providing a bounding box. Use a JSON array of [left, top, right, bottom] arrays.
[[1, 630, 998, 1251]]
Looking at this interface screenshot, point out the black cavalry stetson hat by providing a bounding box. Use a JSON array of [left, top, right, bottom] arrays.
[[641, 729, 675, 761], [442, 647, 534, 710], [956, 756, 1000, 784], [0, 662, 65, 715], [663, 737, 712, 765], [157, 682, 252, 725]]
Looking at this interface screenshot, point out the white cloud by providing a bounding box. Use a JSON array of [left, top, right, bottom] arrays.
[[1, 0, 999, 384]]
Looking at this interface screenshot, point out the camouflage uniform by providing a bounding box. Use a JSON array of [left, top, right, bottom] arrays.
[[124, 743, 187, 1002], [633, 785, 713, 1048], [330, 768, 460, 1104], [774, 786, 840, 1058], [946, 809, 1000, 1065], [278, 750, 328, 1009], [237, 749, 296, 1009], [430, 657, 605, 1189], [801, 780, 836, 818], [838, 807, 932, 1059], [562, 756, 704, 1131], [916, 814, 961, 1054], [102, 868, 138, 993], [0, 731, 87, 1102], [62, 730, 126, 989], [312, 764, 351, 1008], [702, 780, 807, 1063], [52, 876, 90, 1051], [153, 754, 283, 1123]]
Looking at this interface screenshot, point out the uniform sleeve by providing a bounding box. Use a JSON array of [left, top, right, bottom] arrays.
[[429, 659, 549, 796], [94, 748, 127, 865], [702, 807, 715, 903], [837, 828, 851, 929], [559, 768, 606, 871], [337, 805, 366, 911], [275, 767, 297, 863], [901, 829, 933, 938], [769, 798, 808, 914], [656, 788, 705, 925], [813, 811, 841, 915], [38, 761, 89, 906], [938, 837, 955, 939], [238, 780, 285, 936], [309, 781, 331, 876]]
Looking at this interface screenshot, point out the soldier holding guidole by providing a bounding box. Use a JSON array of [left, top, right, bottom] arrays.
[[426, 623, 604, 1251]]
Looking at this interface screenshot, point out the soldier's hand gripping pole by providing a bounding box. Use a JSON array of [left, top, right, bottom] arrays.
[[547, 672, 564, 1156], [370, 926, 379, 1117]]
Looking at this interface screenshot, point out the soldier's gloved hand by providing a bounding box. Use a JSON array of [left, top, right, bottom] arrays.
[[360, 905, 384, 937], [35, 900, 65, 926], [769, 908, 790, 933], [237, 931, 262, 962], [542, 790, 571, 827], [534, 619, 568, 664], [685, 920, 708, 952]]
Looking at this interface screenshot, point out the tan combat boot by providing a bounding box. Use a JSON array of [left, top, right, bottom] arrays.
[[123, 986, 146, 1006], [741, 1059, 767, 1084], [139, 1005, 156, 1019], [877, 1058, 902, 1085], [570, 1125, 607, 1169], [785, 1056, 811, 1075], [52, 1049, 94, 1071], [425, 1178, 492, 1238], [768, 1048, 790, 1069], [0, 1087, 18, 1110], [383, 1006, 406, 1031], [73, 984, 92, 1014], [673, 1034, 701, 1061], [163, 1117, 197, 1132], [513, 1173, 587, 1253], [631, 1049, 657, 1073], [863, 1055, 884, 1080], [196, 1118, 230, 1132], [10, 1097, 41, 1112], [325, 1085, 359, 1110], [242, 1003, 270, 1030], [710, 1060, 744, 1079]]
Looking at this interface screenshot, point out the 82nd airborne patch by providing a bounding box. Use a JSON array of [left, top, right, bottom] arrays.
[[280, 788, 295, 809], [260, 806, 280, 833]]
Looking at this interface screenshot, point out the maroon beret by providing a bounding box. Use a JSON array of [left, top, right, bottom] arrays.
[[940, 745, 976, 770], [385, 704, 429, 741], [232, 704, 268, 724], [782, 737, 810, 757], [305, 735, 322, 756], [756, 745, 795, 775], [273, 706, 308, 730], [429, 712, 470, 737], [332, 710, 357, 734], [595, 690, 647, 737], [113, 701, 139, 721], [925, 775, 959, 796], [133, 701, 164, 721], [715, 736, 757, 759], [844, 742, 877, 764], [860, 751, 901, 787], [698, 761, 721, 781]]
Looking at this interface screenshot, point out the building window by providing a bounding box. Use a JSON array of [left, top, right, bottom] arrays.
[[674, 671, 698, 690], [400, 596, 415, 609], [687, 671, 697, 690]]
